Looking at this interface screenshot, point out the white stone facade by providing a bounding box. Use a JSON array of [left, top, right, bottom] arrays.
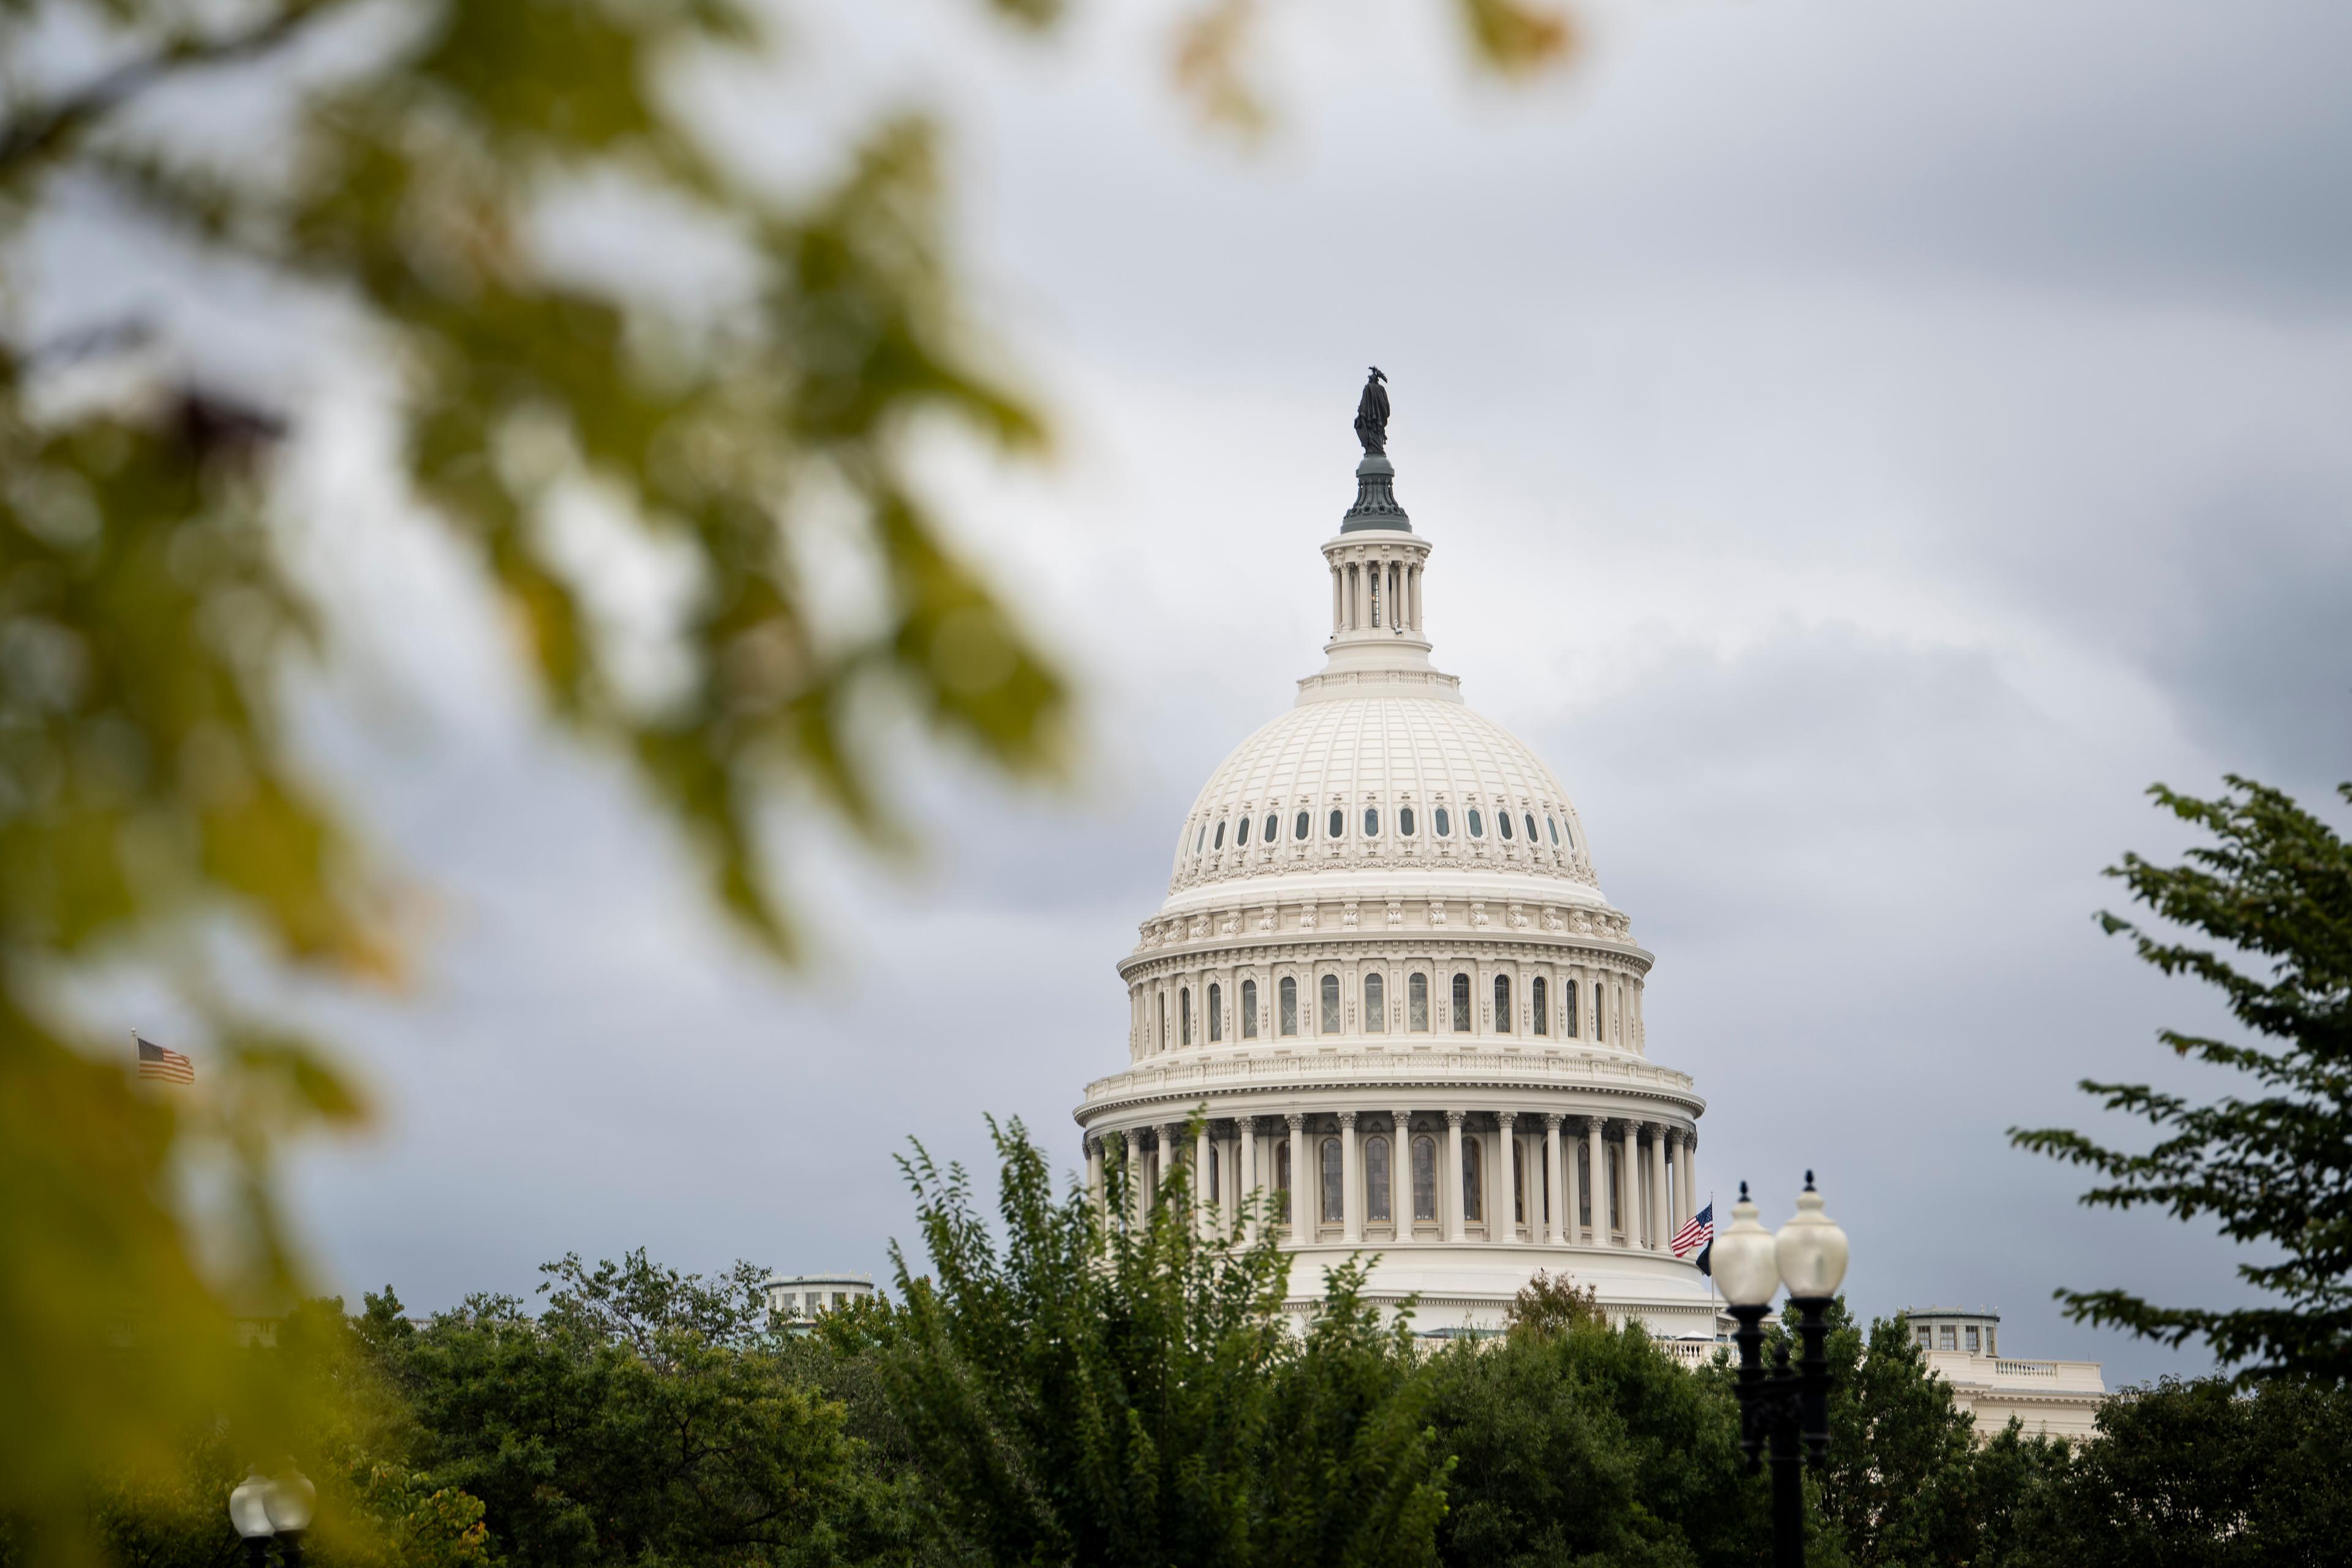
[[1907, 1306, 2107, 1441], [1074, 449, 1720, 1338]]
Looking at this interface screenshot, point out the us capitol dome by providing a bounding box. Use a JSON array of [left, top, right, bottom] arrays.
[[1074, 374, 1719, 1338]]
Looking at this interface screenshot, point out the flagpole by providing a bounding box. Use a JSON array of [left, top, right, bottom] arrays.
[[1708, 1189, 1719, 1340]]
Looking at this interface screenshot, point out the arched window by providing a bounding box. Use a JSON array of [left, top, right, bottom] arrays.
[[1434, 807, 1452, 837], [1279, 976, 1298, 1036], [1320, 1138, 1344, 1223], [1275, 1140, 1291, 1219], [1565, 978, 1579, 1038], [1364, 971, 1385, 1032], [1400, 805, 1415, 837], [1263, 813, 1278, 843], [1408, 973, 1430, 1031], [1494, 973, 1512, 1033], [1365, 806, 1381, 837], [1180, 988, 1193, 1046], [1531, 975, 1548, 1035], [1208, 982, 1223, 1042], [1366, 1136, 1392, 1223], [1236, 815, 1250, 846], [1468, 809, 1485, 839], [1462, 1137, 1484, 1223], [1498, 810, 1514, 841], [1242, 978, 1259, 1039], [1452, 972, 1472, 1032], [1328, 807, 1344, 839], [1319, 973, 1341, 1034], [1212, 820, 1224, 849], [1525, 813, 1539, 843], [1294, 810, 1310, 840], [1547, 815, 1559, 845], [1412, 1136, 1438, 1221]]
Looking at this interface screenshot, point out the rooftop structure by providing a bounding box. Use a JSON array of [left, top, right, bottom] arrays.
[[1904, 1305, 2107, 1441]]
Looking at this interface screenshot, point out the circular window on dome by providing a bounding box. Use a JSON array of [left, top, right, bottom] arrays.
[[1196, 823, 1207, 853], [1498, 811, 1513, 841], [1264, 813, 1278, 843], [1363, 807, 1379, 837], [1400, 806, 1415, 837], [1468, 809, 1484, 839], [1525, 813, 1539, 843], [1328, 808, 1344, 839], [1547, 815, 1559, 845], [1237, 815, 1251, 846], [1213, 820, 1225, 849], [1434, 807, 1451, 837], [1561, 818, 1575, 850], [1295, 810, 1310, 841]]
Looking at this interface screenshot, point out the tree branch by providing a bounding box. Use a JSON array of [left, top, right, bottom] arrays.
[[0, 0, 344, 179]]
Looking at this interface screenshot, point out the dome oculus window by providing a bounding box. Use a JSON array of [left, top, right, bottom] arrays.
[[1546, 816, 1559, 845], [1434, 807, 1451, 837], [1499, 812, 1513, 841], [1264, 813, 1278, 843], [1363, 807, 1379, 837], [1294, 811, 1310, 841], [1237, 816, 1250, 846], [1468, 809, 1485, 839], [1212, 821, 1224, 850], [1196, 823, 1206, 852], [1525, 813, 1539, 843], [1399, 806, 1415, 837], [1328, 808, 1344, 839]]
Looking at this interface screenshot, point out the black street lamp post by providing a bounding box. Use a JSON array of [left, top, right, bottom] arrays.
[[1713, 1175, 1850, 1568]]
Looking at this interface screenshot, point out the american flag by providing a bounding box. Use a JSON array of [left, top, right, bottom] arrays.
[[1671, 1200, 1714, 1262], [135, 1033, 195, 1085]]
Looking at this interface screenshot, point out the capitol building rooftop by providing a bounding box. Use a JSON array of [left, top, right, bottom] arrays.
[[1074, 374, 1719, 1337]]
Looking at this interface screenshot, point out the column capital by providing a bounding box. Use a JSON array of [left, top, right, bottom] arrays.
[[1337, 1109, 1358, 1128], [1233, 1113, 1255, 1134], [1286, 1110, 1306, 1131], [1445, 1108, 1466, 1127], [1391, 1109, 1410, 1132], [1496, 1109, 1517, 1129], [1544, 1111, 1563, 1131]]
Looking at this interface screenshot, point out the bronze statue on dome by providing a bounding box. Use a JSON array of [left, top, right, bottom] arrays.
[[1353, 366, 1390, 456]]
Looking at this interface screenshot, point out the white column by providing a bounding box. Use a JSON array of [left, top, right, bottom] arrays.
[[1196, 1121, 1213, 1236], [1544, 1114, 1564, 1245], [1618, 1120, 1639, 1247], [1392, 1111, 1412, 1240], [1087, 1136, 1106, 1230], [1495, 1112, 1518, 1243], [1287, 1113, 1308, 1246], [1682, 1131, 1698, 1232], [1656, 1128, 1675, 1250], [1124, 1129, 1144, 1231], [1235, 1116, 1257, 1242], [1445, 1110, 1468, 1243], [1340, 1111, 1362, 1243], [1331, 565, 1342, 633]]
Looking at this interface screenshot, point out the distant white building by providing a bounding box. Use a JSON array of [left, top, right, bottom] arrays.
[[766, 1273, 876, 1329], [1905, 1306, 2105, 1441]]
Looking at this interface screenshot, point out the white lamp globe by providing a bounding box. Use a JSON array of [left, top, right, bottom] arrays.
[[1712, 1183, 1782, 1307], [1774, 1171, 1849, 1300], [264, 1464, 315, 1532], [228, 1466, 274, 1539]]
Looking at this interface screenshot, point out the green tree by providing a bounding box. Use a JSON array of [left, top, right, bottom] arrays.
[[0, 0, 1573, 1544], [1422, 1306, 1766, 1568], [2003, 1376, 2352, 1568], [2011, 778, 2352, 1381], [878, 1116, 1450, 1568]]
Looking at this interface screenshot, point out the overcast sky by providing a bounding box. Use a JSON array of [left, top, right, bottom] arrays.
[[44, 0, 2351, 1387]]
